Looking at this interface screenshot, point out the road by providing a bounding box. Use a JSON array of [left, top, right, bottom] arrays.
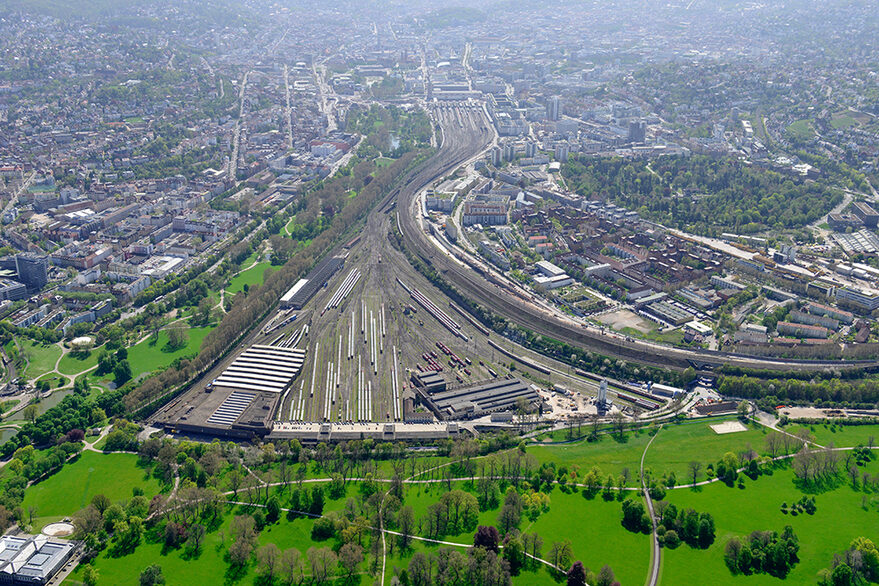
[[395, 106, 879, 374], [228, 70, 250, 179], [283, 65, 294, 150]]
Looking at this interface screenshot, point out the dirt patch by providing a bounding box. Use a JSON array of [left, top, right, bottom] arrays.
[[597, 309, 652, 334], [710, 421, 747, 435], [42, 522, 75, 537]]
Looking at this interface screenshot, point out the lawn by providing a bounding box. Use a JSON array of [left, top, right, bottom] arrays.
[[784, 422, 879, 449], [226, 261, 278, 295], [58, 348, 101, 376], [786, 119, 815, 140], [23, 452, 162, 528], [621, 326, 686, 346], [67, 511, 241, 586], [829, 114, 857, 130], [126, 326, 213, 379], [22, 341, 62, 380], [526, 487, 651, 586], [528, 428, 652, 479], [645, 418, 781, 483], [70, 483, 368, 586], [529, 419, 784, 486], [662, 460, 879, 585]]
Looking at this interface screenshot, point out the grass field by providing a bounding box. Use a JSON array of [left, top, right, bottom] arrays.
[[662, 459, 879, 585], [829, 114, 858, 130], [226, 261, 278, 295], [645, 418, 780, 483], [526, 488, 650, 586], [23, 452, 162, 529], [22, 341, 62, 380], [58, 348, 101, 376], [126, 326, 213, 379], [528, 429, 651, 479], [529, 418, 782, 486], [784, 422, 879, 449], [69, 483, 372, 586], [786, 119, 815, 140]]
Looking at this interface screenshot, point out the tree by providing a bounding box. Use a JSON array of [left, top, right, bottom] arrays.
[[307, 547, 337, 584], [91, 494, 111, 514], [474, 525, 500, 552], [502, 532, 525, 575], [256, 544, 280, 580], [113, 359, 132, 386], [139, 564, 165, 586], [266, 495, 281, 524], [338, 543, 364, 579], [621, 499, 649, 533], [688, 461, 702, 486], [596, 565, 617, 586], [397, 505, 414, 549], [567, 560, 588, 586], [82, 566, 99, 586], [549, 540, 574, 572], [831, 563, 853, 586], [737, 400, 750, 419], [167, 327, 188, 350], [498, 488, 523, 534], [229, 537, 254, 566], [187, 523, 206, 554], [22, 404, 39, 424], [408, 551, 432, 586], [196, 297, 213, 326], [279, 548, 304, 585], [663, 530, 681, 549]]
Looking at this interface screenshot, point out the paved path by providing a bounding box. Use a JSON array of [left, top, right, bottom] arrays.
[[641, 425, 663, 586]]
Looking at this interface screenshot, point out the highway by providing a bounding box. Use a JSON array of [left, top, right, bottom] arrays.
[[395, 103, 879, 375]]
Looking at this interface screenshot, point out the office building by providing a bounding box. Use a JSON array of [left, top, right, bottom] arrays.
[[852, 201, 879, 228], [15, 254, 49, 291], [628, 119, 647, 143], [546, 96, 560, 121]]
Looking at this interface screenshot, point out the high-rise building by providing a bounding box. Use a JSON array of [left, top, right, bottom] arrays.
[[490, 146, 502, 166], [554, 144, 570, 162], [15, 254, 49, 290], [628, 119, 647, 143], [546, 96, 560, 121], [524, 141, 537, 158], [503, 143, 515, 162]]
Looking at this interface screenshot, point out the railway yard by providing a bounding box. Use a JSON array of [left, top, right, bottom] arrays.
[[153, 98, 868, 444], [153, 104, 682, 442]]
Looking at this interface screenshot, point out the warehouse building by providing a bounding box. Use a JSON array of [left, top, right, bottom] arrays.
[[413, 376, 539, 420], [280, 255, 345, 309], [158, 345, 307, 439]]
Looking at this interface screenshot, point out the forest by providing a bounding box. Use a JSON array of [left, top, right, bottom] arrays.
[[562, 155, 842, 235]]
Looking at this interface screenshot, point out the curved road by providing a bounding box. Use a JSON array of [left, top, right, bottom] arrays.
[[396, 105, 879, 375], [640, 425, 663, 586]]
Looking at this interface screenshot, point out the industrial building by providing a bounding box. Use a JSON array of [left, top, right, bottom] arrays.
[[211, 345, 306, 394], [280, 254, 345, 309], [158, 345, 306, 438], [411, 375, 539, 420], [0, 534, 75, 585]]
